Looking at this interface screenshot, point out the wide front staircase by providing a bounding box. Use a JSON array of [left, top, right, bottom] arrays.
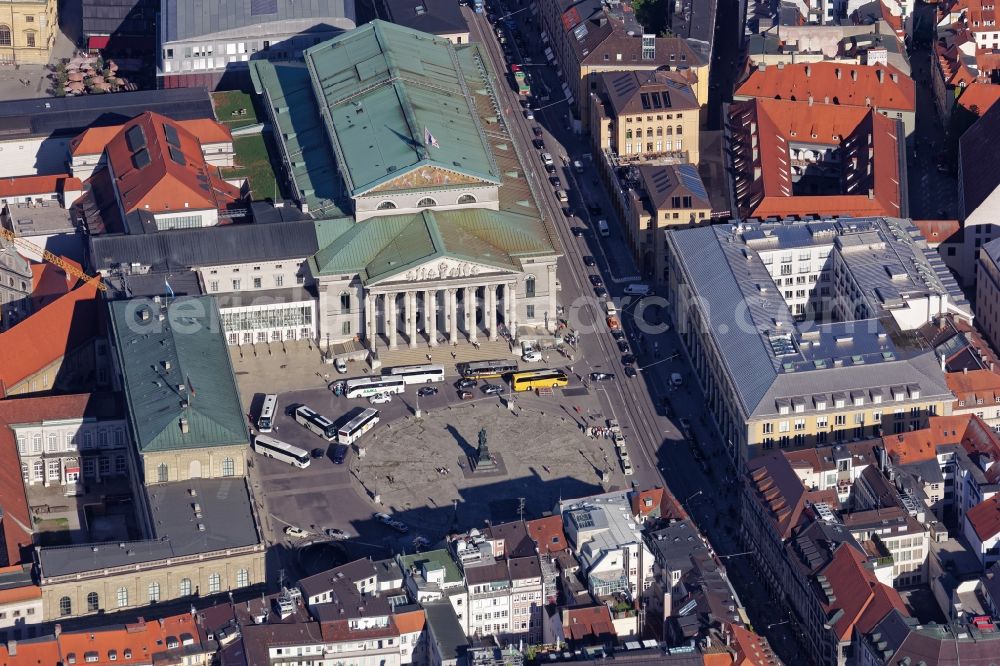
[[372, 337, 516, 369]]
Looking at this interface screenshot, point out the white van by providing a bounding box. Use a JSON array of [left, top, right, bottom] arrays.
[[604, 300, 617, 317], [670, 372, 683, 387], [597, 219, 609, 237], [556, 190, 568, 202], [624, 283, 652, 297], [541, 152, 554, 166]]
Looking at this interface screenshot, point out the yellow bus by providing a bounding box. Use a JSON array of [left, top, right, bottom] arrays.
[[511, 369, 569, 392]]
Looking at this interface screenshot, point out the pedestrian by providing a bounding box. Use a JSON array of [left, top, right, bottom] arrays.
[[451, 351, 457, 359], [426, 353, 432, 362]]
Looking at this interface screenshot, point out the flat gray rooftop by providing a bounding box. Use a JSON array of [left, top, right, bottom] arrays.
[[38, 477, 260, 578]]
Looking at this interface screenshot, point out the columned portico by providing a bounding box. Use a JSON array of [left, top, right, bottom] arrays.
[[407, 291, 418, 349], [426, 289, 438, 346], [487, 284, 497, 341], [448, 288, 458, 345], [388, 292, 399, 349], [465, 286, 476, 342]]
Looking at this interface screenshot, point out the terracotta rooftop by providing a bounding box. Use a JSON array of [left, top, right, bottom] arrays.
[[748, 452, 838, 540], [729, 98, 903, 220], [882, 414, 1000, 466], [736, 62, 915, 111], [947, 369, 1000, 408], [104, 111, 241, 216], [817, 543, 907, 641], [57, 613, 206, 666], [0, 278, 101, 395], [563, 605, 616, 643], [0, 636, 60, 664], [956, 82, 1000, 115], [70, 117, 232, 157], [968, 494, 1000, 541], [525, 515, 568, 554], [729, 623, 781, 666], [30, 259, 80, 308], [393, 609, 426, 635], [631, 486, 665, 520], [0, 174, 82, 199], [912, 219, 961, 245]]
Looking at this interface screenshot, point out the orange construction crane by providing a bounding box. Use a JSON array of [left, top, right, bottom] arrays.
[[0, 227, 106, 292]]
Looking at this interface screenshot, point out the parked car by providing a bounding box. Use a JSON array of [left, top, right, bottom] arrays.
[[456, 378, 476, 389], [417, 386, 439, 397], [332, 444, 348, 464], [532, 125, 543, 137], [370, 392, 392, 405], [544, 163, 556, 173], [583, 255, 597, 266], [375, 512, 409, 533], [573, 159, 584, 173], [617, 339, 630, 353], [624, 366, 637, 378], [532, 138, 545, 149], [590, 372, 615, 381], [550, 176, 562, 187], [325, 528, 349, 540], [284, 526, 309, 538], [670, 372, 683, 387], [594, 287, 607, 298], [610, 328, 625, 340], [540, 152, 554, 166], [458, 389, 474, 400], [522, 349, 543, 362], [562, 207, 573, 217], [482, 383, 504, 395], [524, 109, 535, 120], [621, 354, 635, 366], [311, 447, 326, 459], [589, 274, 603, 287], [335, 357, 348, 373], [571, 227, 586, 237]]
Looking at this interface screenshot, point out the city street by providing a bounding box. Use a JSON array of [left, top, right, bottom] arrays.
[[467, 6, 810, 661]]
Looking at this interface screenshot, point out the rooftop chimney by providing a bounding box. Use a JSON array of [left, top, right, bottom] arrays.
[[805, 65, 811, 77], [7, 641, 15, 656], [876, 69, 884, 83], [808, 95, 814, 106], [180, 417, 190, 434]]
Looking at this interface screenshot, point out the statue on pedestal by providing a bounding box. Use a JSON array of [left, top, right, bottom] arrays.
[[474, 427, 496, 471]]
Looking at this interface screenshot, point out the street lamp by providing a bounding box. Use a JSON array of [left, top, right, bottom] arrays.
[[684, 490, 703, 504]]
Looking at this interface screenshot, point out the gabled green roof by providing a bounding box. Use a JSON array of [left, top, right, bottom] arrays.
[[109, 297, 249, 453], [310, 208, 558, 283], [303, 20, 500, 197]]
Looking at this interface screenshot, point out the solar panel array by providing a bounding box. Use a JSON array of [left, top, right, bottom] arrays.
[[677, 164, 709, 200], [125, 124, 146, 151]]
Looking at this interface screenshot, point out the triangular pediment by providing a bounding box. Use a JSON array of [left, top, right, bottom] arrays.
[[368, 255, 517, 285], [365, 164, 490, 194]]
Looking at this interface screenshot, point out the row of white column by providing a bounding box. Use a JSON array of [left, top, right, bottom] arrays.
[[365, 283, 517, 349]]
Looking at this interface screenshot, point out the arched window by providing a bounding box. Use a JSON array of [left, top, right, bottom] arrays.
[[236, 568, 250, 587], [32, 460, 43, 480], [116, 587, 128, 608], [148, 581, 160, 603], [221, 457, 234, 477], [340, 291, 351, 314], [525, 276, 536, 298], [86, 592, 99, 612], [666, 126, 672, 136], [416, 197, 436, 208], [675, 125, 683, 136], [208, 572, 221, 593], [32, 434, 41, 452], [376, 200, 397, 210], [157, 463, 168, 483], [457, 194, 477, 204], [47, 433, 58, 452], [179, 578, 192, 596], [0, 26, 10, 47], [59, 596, 72, 616]]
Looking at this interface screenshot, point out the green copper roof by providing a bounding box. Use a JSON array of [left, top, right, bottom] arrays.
[[303, 20, 500, 196], [310, 208, 557, 283], [250, 59, 351, 218], [109, 297, 249, 454]]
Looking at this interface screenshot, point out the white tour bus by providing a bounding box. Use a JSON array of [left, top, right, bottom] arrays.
[[345, 376, 406, 399], [257, 394, 278, 432], [294, 405, 338, 440], [338, 408, 381, 445], [383, 364, 445, 385], [252, 434, 311, 468]]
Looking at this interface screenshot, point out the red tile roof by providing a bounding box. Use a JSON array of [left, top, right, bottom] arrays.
[[912, 219, 961, 245], [631, 487, 664, 519], [729, 624, 780, 666], [526, 515, 568, 554], [729, 98, 903, 220], [0, 278, 101, 395], [393, 609, 426, 635], [947, 369, 1000, 408], [882, 414, 1000, 466], [957, 82, 1000, 114], [105, 111, 241, 216], [748, 452, 839, 540], [968, 494, 1000, 541], [57, 613, 205, 665], [818, 544, 907, 641], [0, 174, 82, 199], [0, 635, 60, 664], [736, 62, 915, 111], [70, 118, 232, 157], [563, 605, 616, 642], [30, 259, 80, 308]]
